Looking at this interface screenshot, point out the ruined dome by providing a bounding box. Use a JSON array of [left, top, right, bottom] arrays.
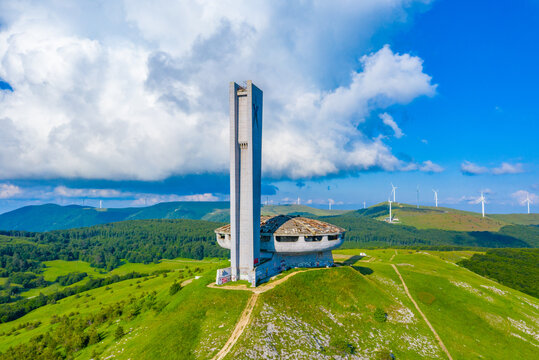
[[214, 215, 345, 236], [215, 215, 345, 254]]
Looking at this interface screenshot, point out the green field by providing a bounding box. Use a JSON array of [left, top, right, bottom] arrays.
[[373, 203, 508, 231], [226, 249, 538, 359], [1, 250, 538, 359], [17, 258, 221, 298], [0, 258, 249, 359], [41, 260, 107, 282], [490, 213, 539, 226]]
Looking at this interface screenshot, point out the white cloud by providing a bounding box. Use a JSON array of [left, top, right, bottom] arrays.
[[511, 190, 537, 205], [461, 161, 489, 175], [0, 1, 435, 180], [53, 185, 220, 204], [419, 160, 444, 173], [0, 183, 21, 198], [492, 162, 524, 175], [54, 186, 126, 198], [132, 193, 220, 206], [461, 161, 525, 176], [380, 112, 404, 138]]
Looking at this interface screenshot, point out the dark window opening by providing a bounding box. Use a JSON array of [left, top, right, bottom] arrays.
[[328, 234, 339, 241], [261, 235, 271, 242], [218, 234, 226, 240], [305, 236, 323, 242], [276, 236, 298, 242]]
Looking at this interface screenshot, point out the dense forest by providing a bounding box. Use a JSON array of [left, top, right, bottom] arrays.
[[0, 219, 226, 315], [458, 249, 539, 298], [0, 219, 226, 275]]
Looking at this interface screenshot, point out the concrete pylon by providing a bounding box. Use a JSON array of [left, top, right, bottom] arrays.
[[229, 81, 263, 284]]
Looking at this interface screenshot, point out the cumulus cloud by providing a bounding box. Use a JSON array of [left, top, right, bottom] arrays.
[[419, 160, 444, 173], [0, 0, 435, 181], [461, 161, 489, 176], [492, 162, 524, 175], [0, 183, 21, 198], [380, 113, 404, 138]]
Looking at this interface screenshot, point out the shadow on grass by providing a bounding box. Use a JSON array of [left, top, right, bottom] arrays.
[[351, 266, 374, 276], [341, 255, 364, 266]]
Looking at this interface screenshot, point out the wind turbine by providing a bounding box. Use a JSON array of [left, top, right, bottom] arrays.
[[479, 192, 486, 218], [99, 200, 103, 209], [525, 193, 532, 214], [391, 183, 398, 203], [416, 185, 420, 209], [328, 199, 333, 210], [297, 196, 301, 205], [363, 201, 366, 209], [388, 198, 393, 223], [432, 189, 439, 208]]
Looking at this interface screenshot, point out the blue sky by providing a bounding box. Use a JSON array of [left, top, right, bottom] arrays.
[[0, 0, 537, 214]]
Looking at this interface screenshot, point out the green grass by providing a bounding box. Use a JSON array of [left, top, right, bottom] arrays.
[[228, 266, 444, 359], [101, 273, 249, 359], [41, 260, 107, 282], [0, 259, 246, 360], [490, 213, 539, 225], [227, 249, 539, 359], [16, 258, 222, 298], [1, 251, 538, 359], [375, 203, 508, 231]]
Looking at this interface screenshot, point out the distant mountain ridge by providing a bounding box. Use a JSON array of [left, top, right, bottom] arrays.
[[0, 202, 347, 232], [360, 202, 539, 231]]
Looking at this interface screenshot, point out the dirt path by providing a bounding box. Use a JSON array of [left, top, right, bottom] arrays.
[[212, 293, 259, 360], [391, 264, 453, 360], [180, 275, 200, 287], [209, 268, 325, 360], [208, 268, 323, 294]]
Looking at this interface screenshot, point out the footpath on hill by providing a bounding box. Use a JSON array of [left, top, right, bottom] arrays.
[[206, 263, 454, 360], [208, 269, 323, 360], [391, 264, 453, 360]]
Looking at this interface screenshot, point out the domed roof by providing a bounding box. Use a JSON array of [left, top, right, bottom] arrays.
[[215, 215, 345, 236]]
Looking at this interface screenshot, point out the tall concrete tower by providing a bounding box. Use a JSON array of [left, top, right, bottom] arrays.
[[229, 81, 263, 283]]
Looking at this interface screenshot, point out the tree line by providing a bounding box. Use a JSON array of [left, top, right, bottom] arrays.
[[458, 248, 539, 298]]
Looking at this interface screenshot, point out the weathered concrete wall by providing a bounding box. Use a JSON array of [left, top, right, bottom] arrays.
[[230, 81, 263, 283], [260, 234, 344, 254], [254, 251, 334, 286]]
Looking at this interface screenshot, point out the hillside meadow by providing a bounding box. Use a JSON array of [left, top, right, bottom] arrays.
[[0, 249, 537, 359]]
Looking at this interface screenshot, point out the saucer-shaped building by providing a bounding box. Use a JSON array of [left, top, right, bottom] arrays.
[[215, 215, 345, 284]]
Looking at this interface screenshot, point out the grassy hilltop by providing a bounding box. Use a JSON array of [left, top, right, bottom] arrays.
[[0, 249, 537, 359], [365, 202, 509, 231]]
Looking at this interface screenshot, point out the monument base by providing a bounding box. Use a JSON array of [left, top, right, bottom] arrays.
[[216, 251, 335, 287]]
